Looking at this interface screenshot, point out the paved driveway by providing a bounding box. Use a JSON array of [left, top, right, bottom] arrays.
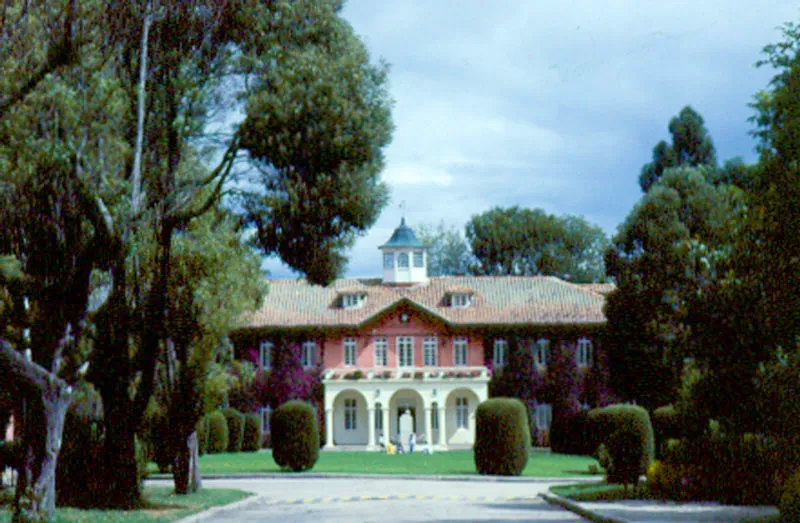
[[153, 477, 585, 522]]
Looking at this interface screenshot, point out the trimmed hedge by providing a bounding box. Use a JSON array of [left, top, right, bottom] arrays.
[[474, 398, 530, 476], [222, 407, 245, 453], [661, 434, 784, 505], [206, 411, 229, 454], [271, 400, 319, 471], [588, 404, 654, 486], [242, 413, 261, 452]]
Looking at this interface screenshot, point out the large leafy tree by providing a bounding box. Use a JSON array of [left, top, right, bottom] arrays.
[[0, 0, 393, 517], [147, 211, 265, 495], [639, 106, 717, 192], [466, 206, 608, 283], [604, 166, 743, 410], [414, 221, 472, 276], [683, 22, 800, 433]]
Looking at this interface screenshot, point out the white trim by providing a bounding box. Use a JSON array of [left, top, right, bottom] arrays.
[[259, 341, 272, 370], [453, 337, 468, 366], [534, 403, 552, 431], [344, 337, 358, 366], [374, 337, 388, 366], [450, 294, 471, 308], [423, 336, 438, 366], [344, 398, 357, 431], [398, 252, 410, 268], [455, 397, 469, 429], [302, 341, 317, 368], [535, 338, 549, 367], [577, 337, 593, 367], [493, 339, 508, 368], [397, 336, 414, 368]]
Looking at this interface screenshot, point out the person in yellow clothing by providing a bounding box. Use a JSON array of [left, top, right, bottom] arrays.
[[386, 441, 396, 455]]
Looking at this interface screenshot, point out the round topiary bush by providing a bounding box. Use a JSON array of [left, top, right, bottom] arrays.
[[588, 404, 654, 486], [271, 400, 319, 471], [222, 407, 245, 453], [206, 411, 229, 454], [242, 413, 261, 452], [474, 397, 530, 476]]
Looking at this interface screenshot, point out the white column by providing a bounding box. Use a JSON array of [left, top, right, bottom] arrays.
[[367, 407, 376, 450], [437, 404, 447, 449], [324, 408, 335, 449], [424, 407, 433, 448], [382, 405, 390, 442]]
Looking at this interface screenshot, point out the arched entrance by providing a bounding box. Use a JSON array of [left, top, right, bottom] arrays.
[[331, 389, 369, 445], [444, 388, 480, 446], [388, 389, 425, 445]]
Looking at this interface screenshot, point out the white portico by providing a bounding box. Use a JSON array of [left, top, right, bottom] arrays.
[[322, 368, 489, 450]]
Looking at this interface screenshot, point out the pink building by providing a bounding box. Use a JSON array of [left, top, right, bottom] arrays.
[[234, 219, 611, 450]]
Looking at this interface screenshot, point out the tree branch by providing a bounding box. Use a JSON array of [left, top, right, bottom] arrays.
[[170, 135, 240, 225], [0, 339, 52, 393], [130, 4, 153, 218], [0, 0, 78, 120]]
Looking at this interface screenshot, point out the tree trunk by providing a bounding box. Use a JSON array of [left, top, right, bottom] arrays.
[[174, 430, 201, 494], [101, 399, 141, 509], [14, 385, 71, 522]]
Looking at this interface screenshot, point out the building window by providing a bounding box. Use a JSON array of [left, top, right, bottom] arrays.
[[374, 337, 388, 366], [450, 294, 471, 308], [453, 337, 468, 366], [375, 403, 383, 432], [383, 252, 394, 269], [577, 337, 593, 367], [342, 294, 365, 309], [413, 251, 424, 268], [493, 338, 508, 368], [534, 403, 552, 431], [455, 397, 469, 429], [431, 403, 439, 430], [344, 337, 357, 366], [344, 399, 357, 431], [302, 341, 317, 368], [398, 252, 409, 268], [260, 406, 272, 435], [397, 336, 414, 368], [259, 341, 272, 370], [423, 337, 438, 366], [535, 338, 550, 367]]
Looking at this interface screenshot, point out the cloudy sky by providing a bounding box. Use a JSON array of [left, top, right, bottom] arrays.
[[263, 0, 798, 280]]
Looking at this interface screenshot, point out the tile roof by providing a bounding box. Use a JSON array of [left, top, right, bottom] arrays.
[[242, 276, 610, 329], [579, 283, 617, 296]]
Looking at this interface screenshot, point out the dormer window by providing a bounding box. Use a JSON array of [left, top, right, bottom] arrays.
[[450, 293, 472, 308], [341, 293, 366, 309]]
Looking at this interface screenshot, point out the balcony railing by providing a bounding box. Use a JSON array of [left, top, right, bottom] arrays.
[[323, 366, 490, 382]]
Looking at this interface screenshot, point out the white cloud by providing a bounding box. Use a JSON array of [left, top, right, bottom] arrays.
[[264, 0, 799, 280]]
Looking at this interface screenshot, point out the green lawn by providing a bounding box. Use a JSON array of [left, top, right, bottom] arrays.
[[550, 480, 652, 502], [152, 450, 601, 477], [0, 486, 251, 522]]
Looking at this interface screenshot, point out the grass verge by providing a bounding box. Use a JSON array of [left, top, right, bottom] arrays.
[[150, 449, 601, 478], [0, 486, 252, 522], [550, 480, 652, 502]]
